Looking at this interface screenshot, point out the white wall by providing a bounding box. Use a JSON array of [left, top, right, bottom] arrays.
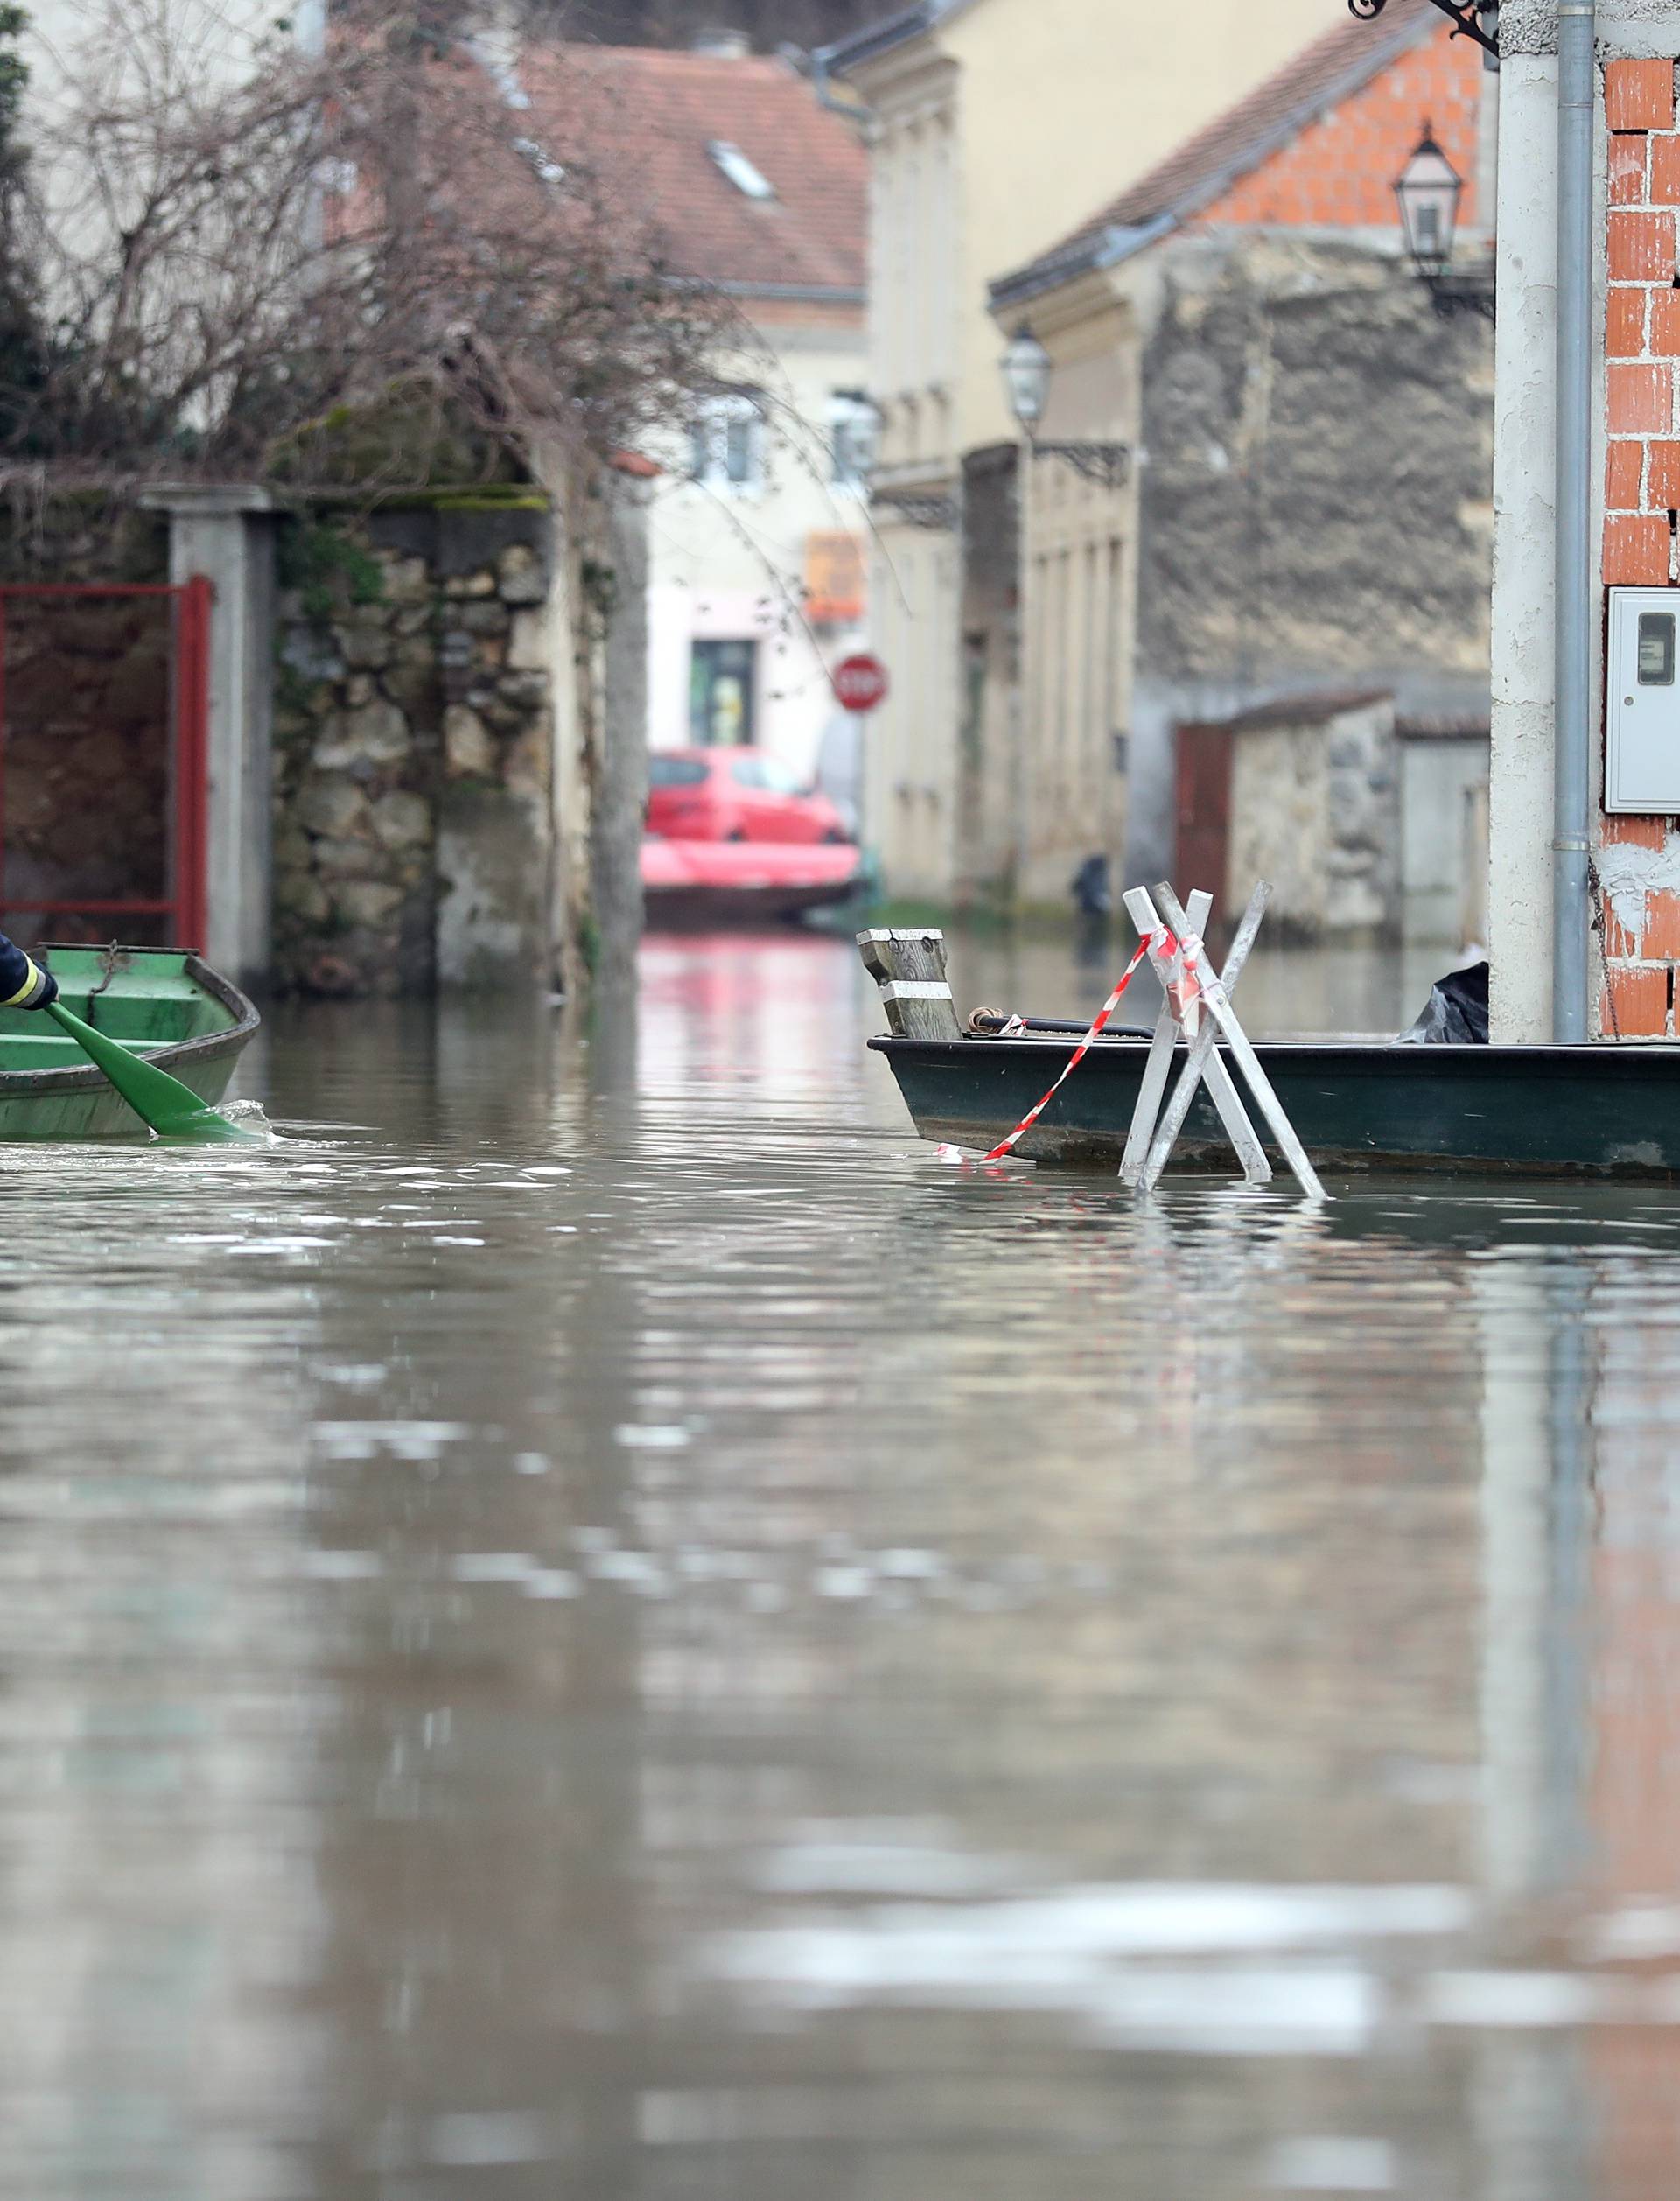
[[865, 520, 960, 895], [644, 320, 869, 785], [1488, 44, 1564, 1042], [1403, 735, 1493, 946]]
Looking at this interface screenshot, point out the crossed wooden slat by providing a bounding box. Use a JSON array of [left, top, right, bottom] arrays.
[[1120, 880, 1326, 1201]]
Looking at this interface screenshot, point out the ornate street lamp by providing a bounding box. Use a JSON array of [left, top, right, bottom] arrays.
[[999, 321, 1131, 490], [1393, 123, 1496, 322], [1395, 124, 1461, 280]]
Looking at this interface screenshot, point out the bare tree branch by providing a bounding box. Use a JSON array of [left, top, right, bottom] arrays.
[[0, 0, 735, 485]]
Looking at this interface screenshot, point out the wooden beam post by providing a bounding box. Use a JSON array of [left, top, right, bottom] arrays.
[[857, 929, 962, 1041]]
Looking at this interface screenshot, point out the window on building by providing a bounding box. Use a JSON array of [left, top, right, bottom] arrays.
[[707, 140, 776, 200], [830, 392, 876, 492], [690, 639, 757, 746], [689, 391, 766, 492]]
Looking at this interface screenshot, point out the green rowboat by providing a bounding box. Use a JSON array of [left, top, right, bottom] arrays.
[[0, 944, 259, 1140]]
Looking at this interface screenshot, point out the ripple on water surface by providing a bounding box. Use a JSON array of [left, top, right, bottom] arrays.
[[0, 944, 1675, 2199]]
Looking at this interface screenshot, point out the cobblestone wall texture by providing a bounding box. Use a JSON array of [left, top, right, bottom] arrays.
[[272, 509, 554, 996]]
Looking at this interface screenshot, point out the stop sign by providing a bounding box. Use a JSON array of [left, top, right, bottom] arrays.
[[833, 652, 889, 714]]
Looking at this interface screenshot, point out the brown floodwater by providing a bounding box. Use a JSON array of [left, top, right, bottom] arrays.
[[1, 926, 1677, 2200]]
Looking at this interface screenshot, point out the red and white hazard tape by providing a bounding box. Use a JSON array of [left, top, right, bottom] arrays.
[[939, 927, 1176, 1165], [1166, 929, 1205, 1036]]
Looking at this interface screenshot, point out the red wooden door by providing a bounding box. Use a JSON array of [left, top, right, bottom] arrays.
[[0, 578, 209, 952], [1175, 723, 1233, 908]]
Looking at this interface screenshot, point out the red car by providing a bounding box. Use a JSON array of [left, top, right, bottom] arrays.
[[646, 747, 851, 845]]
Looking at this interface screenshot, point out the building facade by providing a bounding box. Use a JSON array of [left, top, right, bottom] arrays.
[[819, 0, 1339, 905], [988, 0, 1497, 941], [540, 40, 870, 800]]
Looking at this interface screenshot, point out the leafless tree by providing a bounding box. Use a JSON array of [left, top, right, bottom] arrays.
[[2, 0, 732, 483]]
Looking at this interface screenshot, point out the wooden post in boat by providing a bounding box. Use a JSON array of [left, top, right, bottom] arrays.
[[857, 929, 962, 1041]]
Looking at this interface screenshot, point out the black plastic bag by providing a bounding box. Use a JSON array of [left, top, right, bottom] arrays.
[[1396, 959, 1489, 1045], [1070, 853, 1113, 917]]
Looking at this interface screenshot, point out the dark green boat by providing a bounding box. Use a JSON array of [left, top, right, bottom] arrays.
[[0, 944, 259, 1140], [870, 1030, 1680, 1180]]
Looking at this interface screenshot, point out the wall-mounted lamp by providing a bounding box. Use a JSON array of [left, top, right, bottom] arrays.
[[1394, 124, 1496, 323], [844, 396, 958, 528], [1350, 0, 1499, 64], [1000, 322, 1132, 491]]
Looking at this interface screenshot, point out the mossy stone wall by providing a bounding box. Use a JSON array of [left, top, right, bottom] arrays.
[[272, 500, 557, 996]]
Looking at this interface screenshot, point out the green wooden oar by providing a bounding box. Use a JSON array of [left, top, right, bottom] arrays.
[[46, 999, 258, 1144]]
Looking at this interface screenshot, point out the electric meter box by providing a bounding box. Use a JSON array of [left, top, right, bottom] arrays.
[[1607, 587, 1680, 811]]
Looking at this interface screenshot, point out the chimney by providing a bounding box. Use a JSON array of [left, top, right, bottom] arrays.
[[690, 26, 751, 59]]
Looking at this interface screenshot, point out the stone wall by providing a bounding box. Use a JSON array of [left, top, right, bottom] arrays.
[[1220, 693, 1401, 942], [1131, 232, 1494, 885], [1138, 235, 1494, 697], [271, 501, 558, 996]]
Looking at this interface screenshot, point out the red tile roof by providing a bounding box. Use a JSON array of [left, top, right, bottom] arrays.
[[520, 46, 867, 299], [991, 0, 1442, 305]]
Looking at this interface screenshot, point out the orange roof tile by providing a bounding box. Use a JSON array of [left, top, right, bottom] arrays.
[[991, 0, 1446, 307]]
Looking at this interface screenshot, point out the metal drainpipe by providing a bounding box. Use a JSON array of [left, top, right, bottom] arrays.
[[1552, 0, 1595, 1042]]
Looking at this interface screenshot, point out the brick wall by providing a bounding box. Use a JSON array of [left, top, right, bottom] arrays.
[[1600, 59, 1680, 1035]]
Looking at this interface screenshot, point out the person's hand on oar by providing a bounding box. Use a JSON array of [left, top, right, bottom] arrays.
[[0, 934, 57, 1013], [0, 930, 256, 1144]]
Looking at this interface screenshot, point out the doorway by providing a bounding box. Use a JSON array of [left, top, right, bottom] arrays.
[[690, 639, 757, 747]]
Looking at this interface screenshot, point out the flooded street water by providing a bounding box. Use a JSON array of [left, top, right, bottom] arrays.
[[4, 927, 1680, 2199]]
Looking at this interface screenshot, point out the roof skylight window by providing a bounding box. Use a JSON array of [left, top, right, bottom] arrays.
[[707, 140, 776, 200]]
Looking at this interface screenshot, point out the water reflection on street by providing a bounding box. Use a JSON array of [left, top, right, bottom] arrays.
[[0, 925, 1677, 2198]]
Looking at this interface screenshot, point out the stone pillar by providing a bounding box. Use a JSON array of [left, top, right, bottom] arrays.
[[591, 473, 650, 996], [432, 507, 558, 992], [144, 484, 276, 986]]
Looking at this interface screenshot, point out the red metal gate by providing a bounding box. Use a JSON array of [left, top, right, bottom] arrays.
[[0, 578, 209, 952]]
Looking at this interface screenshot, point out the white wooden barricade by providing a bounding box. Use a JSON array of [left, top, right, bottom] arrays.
[[1119, 880, 1326, 1201]]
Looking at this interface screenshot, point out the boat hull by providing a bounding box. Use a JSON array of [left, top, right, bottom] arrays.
[[0, 946, 258, 1140], [869, 1034, 1680, 1179]]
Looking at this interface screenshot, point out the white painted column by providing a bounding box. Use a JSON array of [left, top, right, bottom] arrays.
[[1488, 52, 1564, 1042], [144, 485, 276, 985]]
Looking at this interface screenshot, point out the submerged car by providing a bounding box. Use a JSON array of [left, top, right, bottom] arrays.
[[646, 747, 852, 845]]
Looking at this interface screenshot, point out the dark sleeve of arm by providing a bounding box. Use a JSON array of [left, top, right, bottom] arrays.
[[0, 934, 46, 1006]]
